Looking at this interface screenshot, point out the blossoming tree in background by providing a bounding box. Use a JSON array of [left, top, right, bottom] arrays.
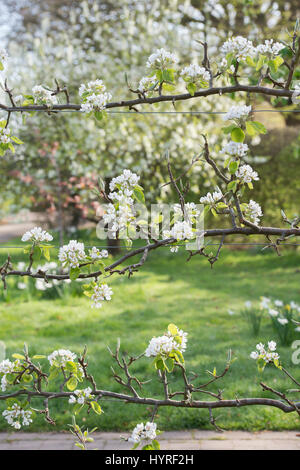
[[0, 2, 300, 448]]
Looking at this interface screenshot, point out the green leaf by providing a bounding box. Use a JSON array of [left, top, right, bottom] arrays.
[[33, 245, 42, 261], [268, 56, 284, 74], [11, 136, 24, 145], [162, 68, 174, 83], [246, 56, 256, 67], [94, 110, 103, 121], [0, 62, 3, 71], [251, 121, 267, 134], [227, 180, 238, 192], [48, 367, 60, 381], [154, 357, 165, 371], [151, 439, 160, 450], [133, 186, 145, 204], [231, 127, 245, 143], [222, 124, 236, 134], [90, 401, 102, 415], [164, 357, 174, 373], [66, 377, 78, 391], [70, 267, 81, 281], [229, 160, 239, 174], [12, 353, 25, 360], [256, 54, 267, 71], [187, 82, 196, 96]]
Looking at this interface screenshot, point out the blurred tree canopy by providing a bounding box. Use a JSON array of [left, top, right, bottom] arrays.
[[0, 0, 299, 231]]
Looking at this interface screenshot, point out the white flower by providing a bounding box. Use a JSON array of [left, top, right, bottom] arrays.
[[146, 48, 178, 69], [137, 76, 157, 93], [48, 349, 76, 367], [268, 341, 277, 351], [260, 296, 271, 309], [79, 79, 111, 113], [255, 40, 284, 57], [221, 36, 255, 61], [200, 190, 223, 206], [89, 247, 108, 260], [244, 200, 263, 225], [221, 141, 249, 157], [91, 283, 113, 308], [128, 422, 157, 444], [3, 403, 32, 429], [180, 64, 210, 83], [32, 85, 57, 107], [236, 165, 259, 184], [278, 318, 288, 325], [58, 240, 86, 268], [0, 359, 20, 392], [21, 226, 53, 243], [228, 309, 235, 315], [69, 387, 92, 404], [79, 79, 106, 97], [274, 299, 283, 307], [163, 221, 194, 242], [0, 127, 11, 144], [14, 95, 23, 104], [17, 282, 27, 290], [250, 341, 279, 364], [145, 325, 187, 358], [223, 105, 252, 122], [268, 309, 279, 317], [245, 300, 252, 308]]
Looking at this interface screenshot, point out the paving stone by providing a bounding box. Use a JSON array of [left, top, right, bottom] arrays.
[[1, 431, 300, 450]]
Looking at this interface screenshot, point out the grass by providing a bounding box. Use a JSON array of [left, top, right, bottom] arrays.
[[1, 234, 300, 432]]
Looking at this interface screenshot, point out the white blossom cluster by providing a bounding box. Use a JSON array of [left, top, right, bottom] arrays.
[[48, 349, 76, 367], [138, 76, 157, 93], [180, 64, 210, 83], [200, 190, 223, 206], [145, 326, 188, 358], [109, 169, 140, 202], [221, 141, 249, 157], [0, 127, 11, 144], [129, 422, 157, 444], [91, 283, 113, 309], [244, 199, 263, 225], [256, 39, 284, 57], [69, 387, 92, 405], [79, 79, 112, 113], [2, 404, 33, 429], [223, 105, 252, 122], [250, 341, 279, 364], [221, 36, 284, 62], [163, 221, 194, 242], [146, 48, 178, 70], [235, 164, 259, 184], [221, 36, 255, 61], [0, 359, 20, 392], [21, 226, 53, 243], [88, 247, 108, 260], [173, 202, 200, 222], [103, 170, 141, 238], [58, 240, 86, 268], [32, 85, 57, 107], [0, 47, 9, 69]]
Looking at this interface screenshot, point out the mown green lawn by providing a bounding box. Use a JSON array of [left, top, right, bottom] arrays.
[[0, 235, 300, 432]]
